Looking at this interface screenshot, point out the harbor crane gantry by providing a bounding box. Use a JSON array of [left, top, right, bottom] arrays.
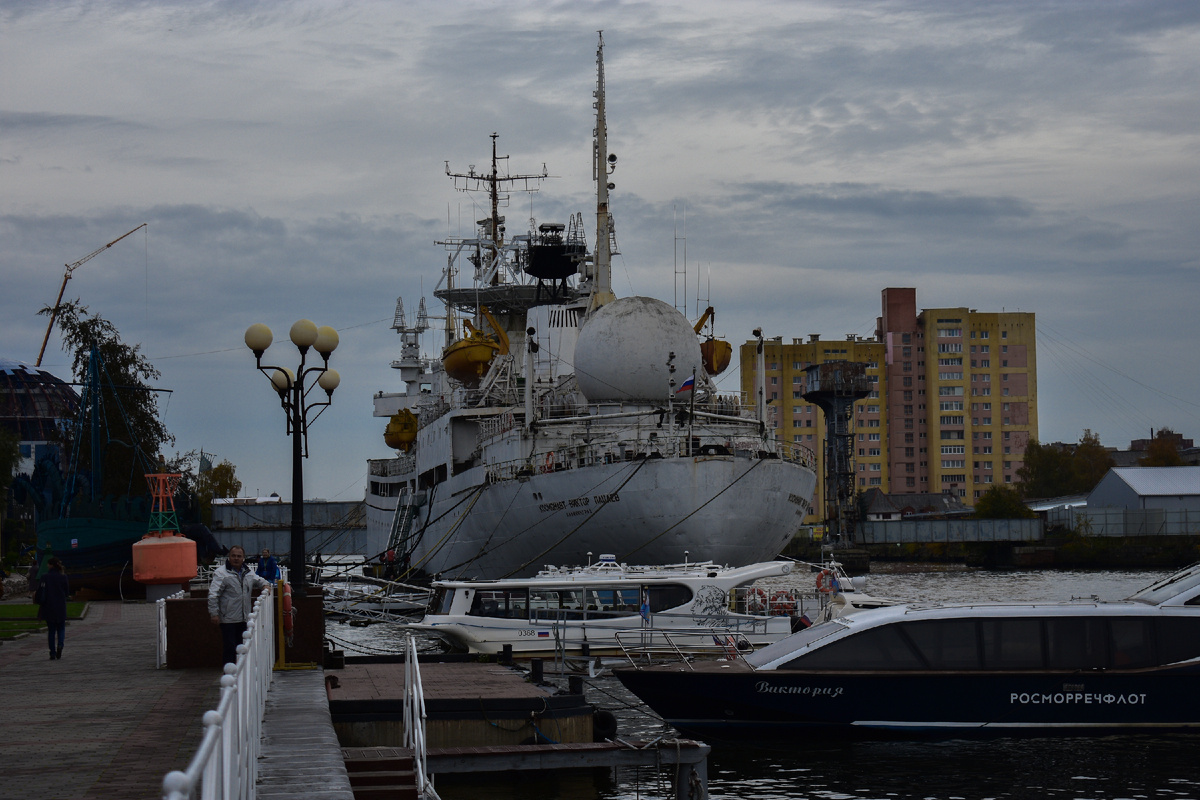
[[36, 223, 148, 367]]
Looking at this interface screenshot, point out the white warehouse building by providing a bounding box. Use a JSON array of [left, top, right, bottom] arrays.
[[1087, 467, 1200, 512]]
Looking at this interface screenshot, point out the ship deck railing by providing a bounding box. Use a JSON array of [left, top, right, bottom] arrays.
[[162, 585, 275, 800], [612, 624, 762, 668], [476, 432, 815, 484]]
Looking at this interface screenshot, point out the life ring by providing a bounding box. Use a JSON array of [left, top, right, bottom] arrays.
[[816, 569, 839, 594], [769, 590, 796, 616], [543, 451, 555, 474], [282, 582, 294, 642], [745, 586, 768, 614]]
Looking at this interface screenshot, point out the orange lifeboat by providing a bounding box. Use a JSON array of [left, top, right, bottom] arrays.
[[700, 338, 732, 376], [693, 306, 731, 376], [442, 306, 509, 387], [384, 409, 418, 452]]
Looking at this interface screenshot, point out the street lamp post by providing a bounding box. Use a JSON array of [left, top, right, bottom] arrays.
[[244, 319, 340, 597]]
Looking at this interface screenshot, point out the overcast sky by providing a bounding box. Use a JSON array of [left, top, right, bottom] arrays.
[[4, 0, 1199, 502]]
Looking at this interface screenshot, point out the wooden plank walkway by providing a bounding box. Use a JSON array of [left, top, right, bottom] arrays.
[[0, 600, 219, 800], [257, 670, 354, 799], [0, 596, 355, 800]]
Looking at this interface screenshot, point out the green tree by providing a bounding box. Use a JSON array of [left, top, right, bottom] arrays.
[[40, 300, 173, 499], [1017, 430, 1115, 499], [1138, 428, 1185, 467], [974, 485, 1036, 519], [196, 459, 242, 525], [1071, 429, 1114, 493], [1016, 439, 1075, 499]]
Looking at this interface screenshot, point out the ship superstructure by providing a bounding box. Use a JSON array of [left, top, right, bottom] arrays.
[[367, 34, 817, 580]]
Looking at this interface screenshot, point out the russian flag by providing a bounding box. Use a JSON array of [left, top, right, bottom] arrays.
[[675, 375, 695, 395], [537, 631, 550, 638]]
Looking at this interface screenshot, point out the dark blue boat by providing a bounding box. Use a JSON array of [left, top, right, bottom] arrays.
[[615, 563, 1200, 737]]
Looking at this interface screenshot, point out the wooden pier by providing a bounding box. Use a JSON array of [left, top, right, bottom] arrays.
[[328, 656, 711, 798], [328, 660, 594, 747], [344, 740, 710, 800]]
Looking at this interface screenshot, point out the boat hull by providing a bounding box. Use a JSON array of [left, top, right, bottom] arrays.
[[384, 455, 815, 579], [615, 662, 1200, 737], [37, 517, 151, 598]]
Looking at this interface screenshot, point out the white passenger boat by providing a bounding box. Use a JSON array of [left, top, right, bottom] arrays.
[[365, 33, 817, 581], [411, 556, 874, 659]]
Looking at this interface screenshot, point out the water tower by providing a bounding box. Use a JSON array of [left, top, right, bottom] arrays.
[[802, 361, 873, 543]]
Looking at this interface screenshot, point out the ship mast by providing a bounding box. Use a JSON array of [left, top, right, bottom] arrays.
[[589, 31, 617, 311], [444, 134, 547, 289]]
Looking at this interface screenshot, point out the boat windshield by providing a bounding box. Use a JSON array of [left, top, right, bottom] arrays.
[[1127, 563, 1200, 606], [744, 620, 849, 668]]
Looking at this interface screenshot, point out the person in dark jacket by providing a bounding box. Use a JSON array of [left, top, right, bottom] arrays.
[[37, 557, 70, 660], [255, 548, 280, 582], [208, 545, 271, 666]]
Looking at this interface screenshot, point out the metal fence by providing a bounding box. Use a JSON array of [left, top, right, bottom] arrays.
[[161, 585, 275, 800], [1050, 507, 1200, 537], [857, 518, 1043, 544]]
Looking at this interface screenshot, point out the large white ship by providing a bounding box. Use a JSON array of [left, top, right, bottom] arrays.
[[365, 34, 818, 580]]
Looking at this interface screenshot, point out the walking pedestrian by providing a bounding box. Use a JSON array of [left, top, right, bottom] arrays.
[[36, 557, 70, 660], [207, 546, 271, 666]]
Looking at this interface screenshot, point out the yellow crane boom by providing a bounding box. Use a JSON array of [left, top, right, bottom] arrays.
[[36, 223, 148, 367]]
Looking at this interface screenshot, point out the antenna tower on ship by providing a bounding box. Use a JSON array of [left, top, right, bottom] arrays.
[[589, 31, 618, 311]]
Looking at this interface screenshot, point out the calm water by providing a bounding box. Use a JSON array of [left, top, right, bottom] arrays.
[[326, 564, 1200, 800]]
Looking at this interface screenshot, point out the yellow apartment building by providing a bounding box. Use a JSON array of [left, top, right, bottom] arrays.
[[740, 288, 1037, 525]]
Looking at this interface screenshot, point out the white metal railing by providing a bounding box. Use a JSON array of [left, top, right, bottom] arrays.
[[156, 588, 190, 669], [162, 586, 275, 800], [403, 634, 440, 800]]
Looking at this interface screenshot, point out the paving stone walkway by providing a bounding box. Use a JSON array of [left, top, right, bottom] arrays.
[[0, 599, 220, 799]]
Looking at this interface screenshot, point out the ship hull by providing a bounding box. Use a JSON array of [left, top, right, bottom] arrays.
[[37, 517, 149, 598], [370, 454, 816, 580]]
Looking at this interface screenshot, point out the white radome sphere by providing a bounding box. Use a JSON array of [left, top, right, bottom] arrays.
[[574, 296, 704, 402]]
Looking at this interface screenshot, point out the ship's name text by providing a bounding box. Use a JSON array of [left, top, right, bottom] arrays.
[[539, 493, 620, 514], [755, 682, 843, 698], [1010, 692, 1147, 705]]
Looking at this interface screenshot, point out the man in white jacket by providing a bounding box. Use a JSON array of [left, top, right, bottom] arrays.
[[208, 545, 271, 666]]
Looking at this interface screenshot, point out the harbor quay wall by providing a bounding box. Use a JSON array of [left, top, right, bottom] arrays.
[[784, 521, 1200, 570], [210, 500, 371, 559]]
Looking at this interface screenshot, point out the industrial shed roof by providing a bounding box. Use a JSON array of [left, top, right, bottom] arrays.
[[1106, 467, 1200, 497]]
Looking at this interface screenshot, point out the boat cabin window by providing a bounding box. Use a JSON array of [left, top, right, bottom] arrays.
[[431, 588, 455, 616], [1109, 618, 1156, 669], [782, 624, 925, 670], [981, 619, 1043, 669], [530, 589, 586, 620], [903, 619, 980, 669], [646, 584, 692, 613], [586, 588, 642, 618], [1044, 618, 1107, 670], [1158, 617, 1200, 664], [780, 616, 1184, 671], [468, 589, 528, 619]]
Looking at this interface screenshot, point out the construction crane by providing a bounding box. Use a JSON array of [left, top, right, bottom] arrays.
[[35, 223, 148, 367]]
